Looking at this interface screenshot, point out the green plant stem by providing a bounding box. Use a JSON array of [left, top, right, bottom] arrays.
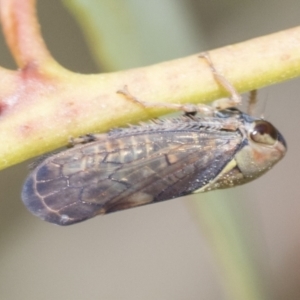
[[1, 27, 300, 170]]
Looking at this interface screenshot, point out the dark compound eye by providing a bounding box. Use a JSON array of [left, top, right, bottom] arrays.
[[250, 120, 278, 145]]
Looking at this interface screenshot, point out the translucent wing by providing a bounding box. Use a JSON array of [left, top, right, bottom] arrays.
[[22, 124, 242, 225]]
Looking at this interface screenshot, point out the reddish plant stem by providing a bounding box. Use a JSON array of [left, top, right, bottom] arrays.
[[0, 0, 63, 73]]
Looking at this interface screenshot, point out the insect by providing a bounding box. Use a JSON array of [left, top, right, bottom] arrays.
[[21, 54, 287, 225]]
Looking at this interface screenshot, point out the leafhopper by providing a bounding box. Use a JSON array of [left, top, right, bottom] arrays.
[[21, 54, 287, 225]]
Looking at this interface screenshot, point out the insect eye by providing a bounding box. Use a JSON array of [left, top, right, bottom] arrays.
[[250, 120, 278, 145]]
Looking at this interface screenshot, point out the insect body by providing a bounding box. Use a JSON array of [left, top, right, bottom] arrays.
[[21, 54, 287, 225], [21, 108, 286, 225]]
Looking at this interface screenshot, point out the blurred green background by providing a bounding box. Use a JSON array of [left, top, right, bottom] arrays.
[[0, 0, 299, 299]]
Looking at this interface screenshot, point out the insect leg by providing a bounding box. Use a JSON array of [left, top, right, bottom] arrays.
[[69, 134, 97, 147], [247, 90, 258, 116], [69, 133, 106, 147], [199, 52, 242, 110], [118, 53, 244, 115], [117, 85, 215, 115]]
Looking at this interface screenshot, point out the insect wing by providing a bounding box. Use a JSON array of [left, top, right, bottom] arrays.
[[22, 128, 241, 225]]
